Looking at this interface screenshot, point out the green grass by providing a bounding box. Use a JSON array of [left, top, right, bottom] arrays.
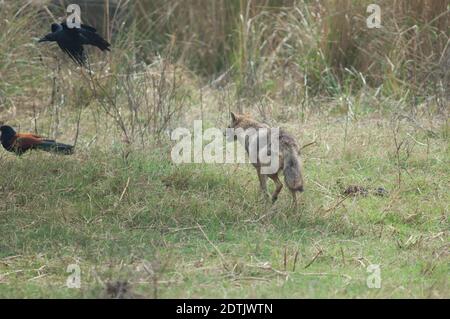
[[0, 114, 448, 298]]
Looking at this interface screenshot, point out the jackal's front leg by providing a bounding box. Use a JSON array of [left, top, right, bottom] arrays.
[[256, 167, 270, 200]]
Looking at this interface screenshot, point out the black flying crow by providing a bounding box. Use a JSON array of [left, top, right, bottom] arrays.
[[38, 22, 111, 67]]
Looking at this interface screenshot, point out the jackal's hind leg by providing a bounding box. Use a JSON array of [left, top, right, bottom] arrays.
[[290, 190, 298, 209], [269, 174, 283, 203]]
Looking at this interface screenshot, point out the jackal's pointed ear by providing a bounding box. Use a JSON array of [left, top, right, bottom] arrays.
[[230, 112, 238, 122]]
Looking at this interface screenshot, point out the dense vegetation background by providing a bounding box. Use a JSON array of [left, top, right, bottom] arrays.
[[1, 0, 449, 114]]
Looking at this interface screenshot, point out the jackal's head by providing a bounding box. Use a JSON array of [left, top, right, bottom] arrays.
[[225, 112, 250, 142], [228, 112, 264, 130], [225, 112, 268, 142]]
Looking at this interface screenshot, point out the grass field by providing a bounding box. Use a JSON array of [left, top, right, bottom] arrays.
[[0, 0, 448, 299], [1, 106, 448, 298]]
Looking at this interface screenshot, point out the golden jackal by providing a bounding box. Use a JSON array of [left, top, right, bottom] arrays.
[[226, 112, 304, 206]]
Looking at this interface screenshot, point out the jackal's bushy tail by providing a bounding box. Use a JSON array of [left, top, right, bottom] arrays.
[[283, 148, 304, 192]]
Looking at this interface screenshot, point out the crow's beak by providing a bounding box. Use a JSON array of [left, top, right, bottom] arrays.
[[38, 37, 47, 43]]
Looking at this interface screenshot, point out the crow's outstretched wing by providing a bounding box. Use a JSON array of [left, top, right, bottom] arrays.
[[57, 34, 86, 66], [79, 29, 111, 51]]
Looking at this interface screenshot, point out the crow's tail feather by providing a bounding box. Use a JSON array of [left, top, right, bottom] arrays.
[[36, 140, 74, 155]]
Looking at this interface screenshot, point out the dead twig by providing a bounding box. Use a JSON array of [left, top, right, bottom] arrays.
[[323, 195, 350, 214], [300, 140, 317, 151], [297, 272, 352, 280], [340, 247, 346, 266], [245, 262, 288, 277], [117, 177, 131, 204], [292, 248, 300, 272], [197, 223, 229, 271], [304, 248, 323, 269]]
